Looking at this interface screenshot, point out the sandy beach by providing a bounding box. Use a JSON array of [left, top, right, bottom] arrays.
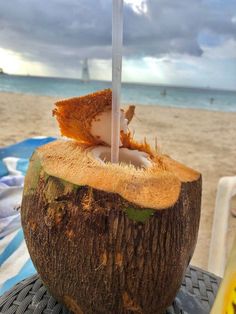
[[0, 91, 235, 270]]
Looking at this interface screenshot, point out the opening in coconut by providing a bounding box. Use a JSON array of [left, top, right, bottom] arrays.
[[90, 146, 152, 169]]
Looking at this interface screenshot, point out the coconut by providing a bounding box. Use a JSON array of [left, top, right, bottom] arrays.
[[21, 89, 201, 314]]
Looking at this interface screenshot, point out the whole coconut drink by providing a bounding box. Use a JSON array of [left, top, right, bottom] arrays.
[[21, 89, 201, 314]]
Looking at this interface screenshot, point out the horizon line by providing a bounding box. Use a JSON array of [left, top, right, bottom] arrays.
[[2, 72, 236, 93]]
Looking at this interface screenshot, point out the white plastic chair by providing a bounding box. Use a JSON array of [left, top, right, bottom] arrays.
[[208, 176, 236, 277]]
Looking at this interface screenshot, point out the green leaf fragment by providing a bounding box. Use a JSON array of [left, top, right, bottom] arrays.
[[23, 154, 42, 195], [73, 184, 81, 191], [124, 207, 154, 223]]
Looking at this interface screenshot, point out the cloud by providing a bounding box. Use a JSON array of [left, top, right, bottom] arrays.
[[0, 0, 235, 60], [0, 0, 235, 89], [203, 39, 236, 59]]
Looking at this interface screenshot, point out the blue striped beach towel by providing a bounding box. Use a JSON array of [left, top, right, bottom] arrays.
[[0, 137, 56, 295]]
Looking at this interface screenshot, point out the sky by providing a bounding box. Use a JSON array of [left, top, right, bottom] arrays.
[[0, 0, 236, 90]]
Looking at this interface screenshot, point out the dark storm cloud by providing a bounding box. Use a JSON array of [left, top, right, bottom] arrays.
[[0, 0, 235, 70]]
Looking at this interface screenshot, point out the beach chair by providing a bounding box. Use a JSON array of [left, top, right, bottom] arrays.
[[208, 176, 236, 277]]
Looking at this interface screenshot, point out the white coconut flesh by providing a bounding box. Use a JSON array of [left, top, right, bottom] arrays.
[[90, 146, 152, 169], [89, 108, 152, 169], [90, 109, 129, 146]]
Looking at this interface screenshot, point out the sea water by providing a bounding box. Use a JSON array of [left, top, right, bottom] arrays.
[[0, 74, 236, 112]]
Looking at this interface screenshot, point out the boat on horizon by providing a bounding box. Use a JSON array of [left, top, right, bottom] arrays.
[[81, 59, 90, 83], [0, 68, 7, 75]]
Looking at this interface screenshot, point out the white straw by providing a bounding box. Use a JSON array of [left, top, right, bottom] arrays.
[[111, 0, 123, 163]]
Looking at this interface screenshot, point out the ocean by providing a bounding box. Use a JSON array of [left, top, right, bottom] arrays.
[[0, 74, 236, 112]]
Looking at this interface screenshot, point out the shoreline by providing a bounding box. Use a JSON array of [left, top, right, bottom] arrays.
[[0, 90, 235, 113], [0, 91, 236, 270]]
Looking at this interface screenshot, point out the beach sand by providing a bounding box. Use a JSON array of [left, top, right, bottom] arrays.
[[0, 91, 235, 270]]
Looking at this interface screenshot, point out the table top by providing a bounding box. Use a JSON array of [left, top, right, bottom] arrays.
[[0, 265, 221, 314]]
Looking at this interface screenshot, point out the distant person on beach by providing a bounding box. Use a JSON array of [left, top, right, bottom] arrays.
[[210, 97, 215, 104]]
